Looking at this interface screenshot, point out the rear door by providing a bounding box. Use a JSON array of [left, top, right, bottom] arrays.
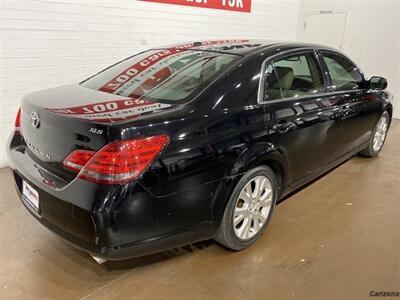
[[319, 50, 381, 158], [261, 50, 341, 187]]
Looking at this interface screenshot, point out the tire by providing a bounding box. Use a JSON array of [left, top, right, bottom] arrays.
[[359, 111, 390, 157], [214, 166, 278, 250]]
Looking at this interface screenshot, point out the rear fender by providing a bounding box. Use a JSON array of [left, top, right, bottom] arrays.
[[231, 142, 289, 181], [211, 142, 290, 232]]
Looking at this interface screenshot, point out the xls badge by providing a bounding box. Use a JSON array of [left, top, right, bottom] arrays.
[[31, 112, 40, 128]]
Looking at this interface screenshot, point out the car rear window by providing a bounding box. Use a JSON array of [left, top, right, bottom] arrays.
[[81, 49, 239, 103]]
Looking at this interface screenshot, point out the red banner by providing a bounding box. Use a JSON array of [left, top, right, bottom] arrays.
[[139, 0, 251, 13]]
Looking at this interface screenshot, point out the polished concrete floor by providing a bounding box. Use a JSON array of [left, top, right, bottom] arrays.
[[1, 120, 399, 300]]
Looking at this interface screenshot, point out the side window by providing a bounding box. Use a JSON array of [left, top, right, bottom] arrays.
[[270, 52, 325, 98], [321, 52, 364, 91], [264, 64, 282, 101]]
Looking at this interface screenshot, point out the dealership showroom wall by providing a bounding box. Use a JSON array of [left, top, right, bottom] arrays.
[[0, 0, 400, 299]]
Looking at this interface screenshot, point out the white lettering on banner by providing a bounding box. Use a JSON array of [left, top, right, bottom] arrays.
[[140, 0, 251, 12], [222, 0, 243, 8], [72, 103, 171, 123], [47, 99, 172, 123], [186, 0, 208, 3]]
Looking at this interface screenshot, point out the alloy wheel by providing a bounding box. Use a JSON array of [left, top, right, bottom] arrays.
[[233, 175, 273, 240], [373, 114, 389, 152]]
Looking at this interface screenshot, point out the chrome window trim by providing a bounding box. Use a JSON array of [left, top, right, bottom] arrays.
[[257, 47, 365, 105], [258, 89, 364, 105]]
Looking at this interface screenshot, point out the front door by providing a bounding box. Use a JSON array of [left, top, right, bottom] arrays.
[[319, 51, 381, 158]]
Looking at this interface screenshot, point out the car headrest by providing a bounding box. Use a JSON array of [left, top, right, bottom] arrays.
[[274, 66, 294, 90]]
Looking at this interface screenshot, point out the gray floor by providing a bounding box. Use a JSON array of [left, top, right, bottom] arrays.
[[0, 120, 399, 300]]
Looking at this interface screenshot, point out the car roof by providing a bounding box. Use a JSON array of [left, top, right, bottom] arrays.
[[151, 39, 339, 56]]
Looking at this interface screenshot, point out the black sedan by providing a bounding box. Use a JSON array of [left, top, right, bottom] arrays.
[[7, 40, 392, 262]]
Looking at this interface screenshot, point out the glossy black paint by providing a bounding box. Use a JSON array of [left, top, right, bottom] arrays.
[[7, 41, 393, 260]]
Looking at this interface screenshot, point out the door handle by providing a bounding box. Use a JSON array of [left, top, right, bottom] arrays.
[[273, 121, 296, 134], [340, 103, 353, 117]]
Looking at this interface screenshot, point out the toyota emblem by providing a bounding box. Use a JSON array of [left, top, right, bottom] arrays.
[[31, 112, 40, 128]]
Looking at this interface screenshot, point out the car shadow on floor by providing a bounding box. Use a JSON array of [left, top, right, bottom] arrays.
[[101, 240, 216, 271], [277, 155, 364, 204]]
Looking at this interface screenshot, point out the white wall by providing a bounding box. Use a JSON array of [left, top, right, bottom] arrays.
[[0, 0, 301, 168], [2, 0, 398, 169], [298, 0, 400, 119]]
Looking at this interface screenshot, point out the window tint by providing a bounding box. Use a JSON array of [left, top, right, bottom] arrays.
[[321, 52, 364, 91], [267, 53, 324, 99], [81, 49, 238, 103]]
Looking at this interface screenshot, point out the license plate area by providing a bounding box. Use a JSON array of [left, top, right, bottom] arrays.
[[22, 180, 40, 212]]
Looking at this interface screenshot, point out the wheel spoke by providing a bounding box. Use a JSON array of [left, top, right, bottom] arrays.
[[233, 213, 245, 227], [258, 211, 267, 222], [245, 183, 252, 199], [239, 190, 252, 203], [234, 206, 248, 216], [252, 177, 261, 198], [259, 177, 267, 196], [260, 198, 272, 209], [252, 215, 261, 232], [379, 120, 384, 130], [240, 217, 251, 239], [260, 189, 272, 202], [373, 139, 379, 151]]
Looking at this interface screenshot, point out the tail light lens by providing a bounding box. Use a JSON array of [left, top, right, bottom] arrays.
[[62, 135, 169, 184], [62, 150, 96, 173], [15, 107, 21, 130]]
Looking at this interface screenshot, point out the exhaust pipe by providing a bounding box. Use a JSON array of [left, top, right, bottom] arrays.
[[91, 255, 107, 264]]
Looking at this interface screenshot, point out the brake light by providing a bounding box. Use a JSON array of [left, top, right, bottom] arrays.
[[15, 107, 21, 130], [62, 135, 169, 184], [62, 150, 96, 173]]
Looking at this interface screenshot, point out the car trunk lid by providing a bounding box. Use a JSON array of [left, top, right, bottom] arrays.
[[20, 84, 174, 181]]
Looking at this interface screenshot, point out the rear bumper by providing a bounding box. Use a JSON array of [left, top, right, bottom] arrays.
[[13, 172, 212, 260], [7, 132, 219, 260], [12, 171, 98, 252]]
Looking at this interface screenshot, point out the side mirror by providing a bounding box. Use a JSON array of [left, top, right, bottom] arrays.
[[368, 76, 387, 90]]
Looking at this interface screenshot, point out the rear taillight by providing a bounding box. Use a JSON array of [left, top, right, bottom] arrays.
[[62, 150, 96, 173], [62, 135, 169, 184], [15, 107, 21, 130]]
